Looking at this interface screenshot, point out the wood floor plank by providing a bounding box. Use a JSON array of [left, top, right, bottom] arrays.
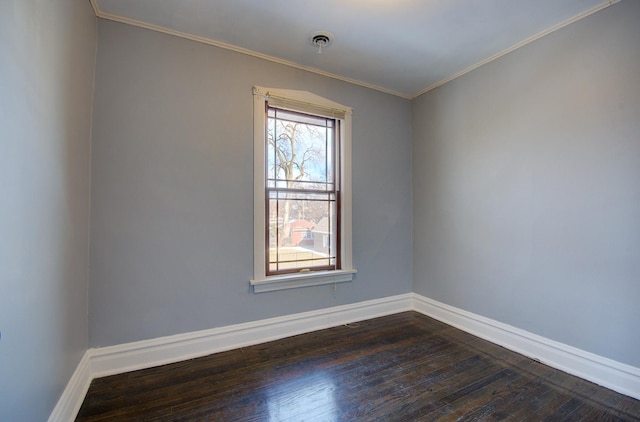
[[76, 312, 640, 421]]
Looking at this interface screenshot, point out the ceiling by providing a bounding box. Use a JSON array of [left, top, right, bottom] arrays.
[[91, 0, 616, 99]]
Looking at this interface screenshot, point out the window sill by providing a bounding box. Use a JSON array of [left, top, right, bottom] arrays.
[[250, 269, 357, 293]]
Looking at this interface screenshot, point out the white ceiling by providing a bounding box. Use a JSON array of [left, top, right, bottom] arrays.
[[92, 0, 615, 99]]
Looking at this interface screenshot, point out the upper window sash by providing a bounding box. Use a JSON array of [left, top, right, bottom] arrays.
[[266, 106, 337, 192]]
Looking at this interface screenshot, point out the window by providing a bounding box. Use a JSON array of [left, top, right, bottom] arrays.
[[266, 107, 339, 275], [251, 87, 356, 292]]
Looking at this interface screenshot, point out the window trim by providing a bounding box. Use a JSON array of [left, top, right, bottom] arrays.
[[251, 86, 355, 293]]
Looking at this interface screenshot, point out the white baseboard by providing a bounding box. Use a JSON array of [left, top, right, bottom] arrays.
[[50, 292, 640, 421], [48, 352, 92, 422], [89, 293, 413, 379], [50, 293, 411, 421], [411, 293, 640, 401]]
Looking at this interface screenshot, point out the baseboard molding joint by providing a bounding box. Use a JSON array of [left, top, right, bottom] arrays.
[[48, 352, 92, 422]]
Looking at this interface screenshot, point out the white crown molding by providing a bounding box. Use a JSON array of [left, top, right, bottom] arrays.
[[410, 0, 620, 99], [50, 292, 640, 420], [89, 0, 99, 17], [90, 0, 619, 101], [411, 293, 640, 401], [89, 2, 410, 100]]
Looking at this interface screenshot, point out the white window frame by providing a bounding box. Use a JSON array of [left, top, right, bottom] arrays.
[[251, 86, 356, 293]]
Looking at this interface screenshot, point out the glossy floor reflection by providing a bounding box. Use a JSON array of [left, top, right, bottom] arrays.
[[76, 312, 640, 421], [267, 372, 337, 421]]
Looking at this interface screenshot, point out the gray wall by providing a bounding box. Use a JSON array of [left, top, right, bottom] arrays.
[[89, 21, 413, 347], [412, 0, 640, 367], [0, 1, 96, 420]]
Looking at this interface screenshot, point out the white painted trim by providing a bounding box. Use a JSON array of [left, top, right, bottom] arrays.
[[252, 90, 267, 283], [50, 294, 409, 420], [48, 352, 92, 422], [90, 0, 618, 100], [340, 112, 354, 271], [254, 86, 352, 117], [410, 0, 620, 98], [89, 5, 409, 99], [251, 87, 355, 293], [411, 293, 640, 401], [89, 293, 412, 379], [89, 0, 99, 16], [51, 292, 640, 420], [251, 269, 357, 293]]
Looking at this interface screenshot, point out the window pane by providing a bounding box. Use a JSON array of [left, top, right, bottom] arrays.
[[267, 107, 335, 191], [267, 191, 337, 274], [267, 115, 276, 187], [327, 126, 334, 185]]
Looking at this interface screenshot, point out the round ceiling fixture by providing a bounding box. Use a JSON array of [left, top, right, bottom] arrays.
[[311, 31, 333, 53]]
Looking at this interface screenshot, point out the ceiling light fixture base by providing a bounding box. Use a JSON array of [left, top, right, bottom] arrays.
[[311, 31, 333, 53]]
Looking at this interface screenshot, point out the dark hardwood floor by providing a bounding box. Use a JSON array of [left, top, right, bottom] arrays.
[[77, 312, 640, 421]]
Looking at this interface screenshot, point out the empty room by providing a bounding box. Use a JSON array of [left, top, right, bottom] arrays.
[[1, 0, 639, 420]]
